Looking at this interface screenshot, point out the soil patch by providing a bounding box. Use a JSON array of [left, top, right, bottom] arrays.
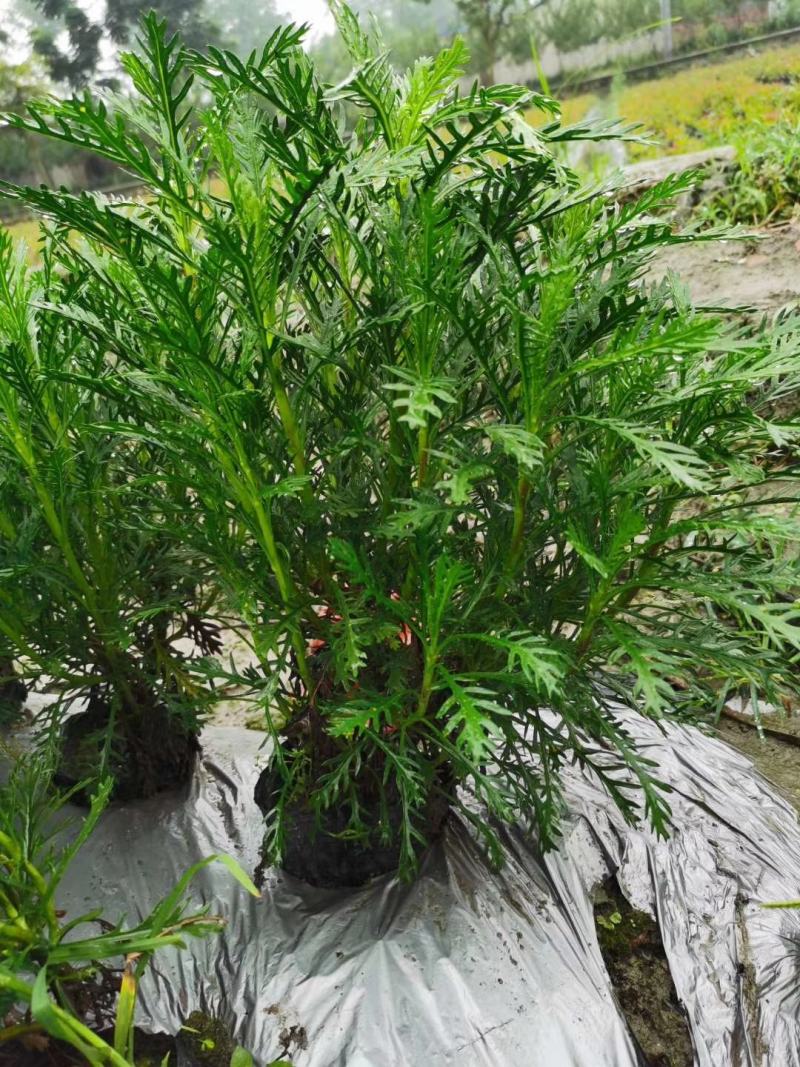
[[716, 713, 800, 813], [0, 1014, 250, 1067], [650, 223, 800, 316], [0, 1029, 175, 1067], [176, 1011, 241, 1066], [594, 876, 694, 1067]]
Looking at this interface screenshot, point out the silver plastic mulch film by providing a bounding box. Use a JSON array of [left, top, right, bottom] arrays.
[[54, 709, 800, 1066]]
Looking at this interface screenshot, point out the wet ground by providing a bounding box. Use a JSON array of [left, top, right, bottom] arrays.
[[716, 712, 800, 813], [594, 878, 694, 1067]]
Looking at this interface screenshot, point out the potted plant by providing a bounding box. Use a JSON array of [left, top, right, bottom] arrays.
[[4, 6, 800, 885], [0, 232, 222, 798]]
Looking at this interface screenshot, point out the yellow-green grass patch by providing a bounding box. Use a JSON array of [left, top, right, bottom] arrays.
[[533, 41, 800, 159]]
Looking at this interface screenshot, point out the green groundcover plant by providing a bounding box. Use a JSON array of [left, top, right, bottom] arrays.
[[0, 749, 260, 1065], [2, 5, 800, 877], [702, 119, 800, 226], [0, 227, 225, 797]]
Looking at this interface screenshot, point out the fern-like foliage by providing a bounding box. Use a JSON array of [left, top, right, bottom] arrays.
[[2, 9, 800, 869]]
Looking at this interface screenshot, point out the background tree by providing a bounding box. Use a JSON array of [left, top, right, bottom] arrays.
[[529, 0, 659, 55], [531, 0, 598, 53], [27, 0, 103, 86], [212, 0, 282, 57], [0, 53, 80, 187], [459, 0, 520, 82], [413, 0, 545, 85], [23, 0, 219, 86]]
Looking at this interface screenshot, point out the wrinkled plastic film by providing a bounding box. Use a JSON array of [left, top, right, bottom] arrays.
[[54, 710, 800, 1066]]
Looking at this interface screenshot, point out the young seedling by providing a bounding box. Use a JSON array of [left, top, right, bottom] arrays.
[[0, 750, 260, 1064]]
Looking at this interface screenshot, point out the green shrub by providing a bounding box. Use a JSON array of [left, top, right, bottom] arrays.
[[3, 6, 800, 876], [0, 232, 221, 797], [702, 119, 800, 225]]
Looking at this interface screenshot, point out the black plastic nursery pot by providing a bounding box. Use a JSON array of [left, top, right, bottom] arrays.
[[254, 752, 452, 889], [56, 690, 200, 802], [0, 657, 27, 721]]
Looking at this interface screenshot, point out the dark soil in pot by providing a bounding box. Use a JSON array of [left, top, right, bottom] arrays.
[[0, 1014, 247, 1067], [0, 1029, 174, 1067], [54, 690, 200, 803], [255, 754, 452, 889], [0, 657, 27, 724]]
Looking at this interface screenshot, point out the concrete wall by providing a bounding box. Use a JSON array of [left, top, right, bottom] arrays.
[[494, 0, 777, 88], [494, 29, 663, 85]]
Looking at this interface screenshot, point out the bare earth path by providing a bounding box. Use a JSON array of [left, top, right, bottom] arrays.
[[653, 219, 800, 811], [651, 221, 800, 314]]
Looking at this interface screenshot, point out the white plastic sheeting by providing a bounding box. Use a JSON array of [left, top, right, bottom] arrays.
[[54, 709, 800, 1066]]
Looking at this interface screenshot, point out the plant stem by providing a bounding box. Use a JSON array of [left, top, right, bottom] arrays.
[[417, 424, 430, 487], [0, 975, 131, 1066], [0, 1023, 43, 1043], [507, 475, 531, 571]]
